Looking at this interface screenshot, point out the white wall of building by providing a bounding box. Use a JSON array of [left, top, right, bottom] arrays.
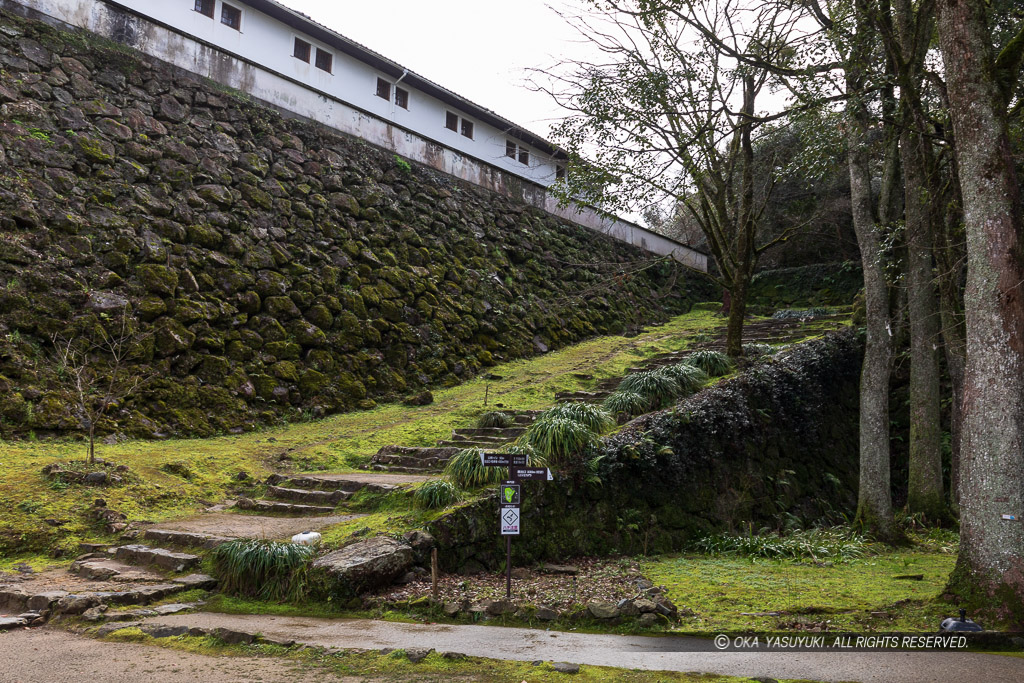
[[7, 0, 708, 271]]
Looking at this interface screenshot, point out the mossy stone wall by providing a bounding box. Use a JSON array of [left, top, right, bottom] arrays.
[[0, 9, 710, 437], [428, 332, 862, 572]]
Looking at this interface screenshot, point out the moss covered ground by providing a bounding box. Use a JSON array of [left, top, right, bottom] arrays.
[[3, 307, 804, 557], [644, 541, 960, 633]]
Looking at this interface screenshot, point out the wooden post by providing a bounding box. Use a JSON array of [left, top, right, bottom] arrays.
[[484, 383, 490, 406], [506, 535, 512, 599], [431, 547, 439, 602]]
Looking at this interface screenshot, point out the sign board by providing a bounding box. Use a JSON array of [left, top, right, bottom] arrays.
[[480, 452, 528, 468], [501, 506, 520, 535], [511, 466, 552, 481], [500, 482, 521, 505]]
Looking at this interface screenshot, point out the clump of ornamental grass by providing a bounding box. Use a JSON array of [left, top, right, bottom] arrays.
[[602, 390, 648, 420], [657, 362, 709, 393], [616, 369, 683, 410], [519, 416, 600, 467], [537, 402, 614, 434], [444, 448, 506, 489], [413, 479, 463, 510], [211, 539, 315, 602], [692, 527, 868, 562], [477, 411, 515, 429], [683, 349, 734, 377]]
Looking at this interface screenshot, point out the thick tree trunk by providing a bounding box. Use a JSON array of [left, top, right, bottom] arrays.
[[937, 0, 1024, 616], [848, 90, 896, 539], [936, 201, 966, 506], [726, 278, 747, 358], [902, 126, 946, 521]]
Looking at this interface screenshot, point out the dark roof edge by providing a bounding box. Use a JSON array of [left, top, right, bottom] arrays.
[[241, 0, 567, 159]]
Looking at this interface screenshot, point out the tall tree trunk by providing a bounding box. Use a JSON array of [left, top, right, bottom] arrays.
[[848, 101, 896, 539], [726, 277, 748, 358], [902, 125, 946, 520], [937, 0, 1024, 614]]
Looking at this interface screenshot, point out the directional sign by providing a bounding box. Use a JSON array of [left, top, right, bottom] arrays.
[[501, 506, 520, 535], [511, 466, 552, 481], [480, 452, 528, 468]]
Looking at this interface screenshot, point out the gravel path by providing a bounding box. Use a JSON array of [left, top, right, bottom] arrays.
[[148, 613, 1024, 683], [148, 512, 365, 540], [0, 628, 354, 683]]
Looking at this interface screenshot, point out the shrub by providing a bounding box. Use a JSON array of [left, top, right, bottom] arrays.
[[444, 448, 507, 489], [743, 343, 775, 357], [657, 362, 709, 393], [538, 402, 614, 434], [211, 539, 315, 601], [616, 370, 683, 409], [477, 411, 515, 429], [414, 479, 462, 509], [691, 527, 867, 562], [520, 416, 599, 465], [683, 350, 733, 377], [602, 391, 648, 419]]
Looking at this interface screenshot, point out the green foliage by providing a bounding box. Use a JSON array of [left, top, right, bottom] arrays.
[[444, 449, 506, 489], [537, 402, 614, 434], [772, 307, 836, 319], [476, 411, 515, 429], [413, 479, 462, 509], [656, 362, 709, 393], [392, 154, 412, 173], [520, 416, 599, 466], [602, 390, 648, 419], [692, 527, 867, 562], [743, 343, 775, 357], [211, 539, 315, 602], [615, 370, 683, 410], [682, 350, 733, 377]]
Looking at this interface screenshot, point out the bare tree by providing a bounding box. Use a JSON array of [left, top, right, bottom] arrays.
[[536, 0, 817, 356], [51, 307, 151, 463]]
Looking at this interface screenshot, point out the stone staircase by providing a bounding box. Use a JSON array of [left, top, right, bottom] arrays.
[[367, 411, 543, 474], [0, 541, 215, 629]]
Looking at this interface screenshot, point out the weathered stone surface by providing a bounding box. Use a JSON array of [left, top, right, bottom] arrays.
[[144, 529, 232, 549], [172, 573, 218, 590], [0, 616, 28, 630], [114, 545, 199, 572], [25, 590, 66, 612], [214, 627, 255, 644], [535, 606, 559, 621], [586, 601, 620, 620], [311, 536, 413, 595], [0, 6, 703, 446], [550, 662, 581, 674], [634, 599, 658, 614], [405, 647, 433, 663], [637, 612, 659, 628]]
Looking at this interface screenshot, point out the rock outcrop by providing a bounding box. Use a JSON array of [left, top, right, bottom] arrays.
[[0, 8, 709, 438]]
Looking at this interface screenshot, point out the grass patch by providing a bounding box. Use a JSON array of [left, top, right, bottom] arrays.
[[692, 527, 868, 562], [644, 548, 958, 633], [211, 539, 315, 602], [0, 308, 841, 555], [413, 479, 462, 510]]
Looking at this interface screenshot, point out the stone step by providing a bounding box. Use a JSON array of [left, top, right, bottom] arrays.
[[0, 578, 213, 619], [372, 454, 449, 469], [555, 396, 607, 403], [235, 498, 336, 515], [452, 427, 525, 438], [554, 390, 610, 400], [371, 465, 435, 474], [437, 439, 507, 448], [144, 529, 233, 550], [266, 485, 349, 506], [69, 556, 168, 582], [114, 545, 200, 573], [290, 476, 402, 494], [266, 474, 361, 493], [445, 433, 513, 443], [375, 445, 460, 458]]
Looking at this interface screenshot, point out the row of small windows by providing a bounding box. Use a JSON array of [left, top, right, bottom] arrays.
[[293, 38, 333, 73], [193, 2, 547, 171], [195, 0, 240, 31]]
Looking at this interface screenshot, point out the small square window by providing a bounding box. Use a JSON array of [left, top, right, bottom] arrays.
[[461, 119, 474, 139], [518, 148, 530, 165], [445, 111, 458, 131], [315, 48, 333, 73], [376, 77, 391, 100], [506, 140, 516, 158], [221, 3, 241, 30], [293, 38, 311, 63], [556, 165, 566, 180], [194, 0, 215, 18], [394, 86, 408, 109]]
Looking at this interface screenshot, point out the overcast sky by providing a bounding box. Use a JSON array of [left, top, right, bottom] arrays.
[[277, 0, 583, 141]]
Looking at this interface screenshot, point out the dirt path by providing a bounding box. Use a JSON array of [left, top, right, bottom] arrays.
[[148, 512, 365, 541], [0, 628, 353, 683], [146, 613, 1024, 683]]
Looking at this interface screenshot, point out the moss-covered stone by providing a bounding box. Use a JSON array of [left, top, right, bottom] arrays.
[[137, 264, 178, 296]]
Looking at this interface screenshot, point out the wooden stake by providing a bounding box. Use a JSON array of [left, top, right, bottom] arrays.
[[431, 547, 439, 602]]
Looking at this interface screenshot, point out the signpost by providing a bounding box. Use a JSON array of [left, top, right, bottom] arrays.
[[481, 452, 551, 597]]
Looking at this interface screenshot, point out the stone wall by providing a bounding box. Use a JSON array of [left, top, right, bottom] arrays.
[[0, 9, 710, 438], [428, 331, 862, 572]]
